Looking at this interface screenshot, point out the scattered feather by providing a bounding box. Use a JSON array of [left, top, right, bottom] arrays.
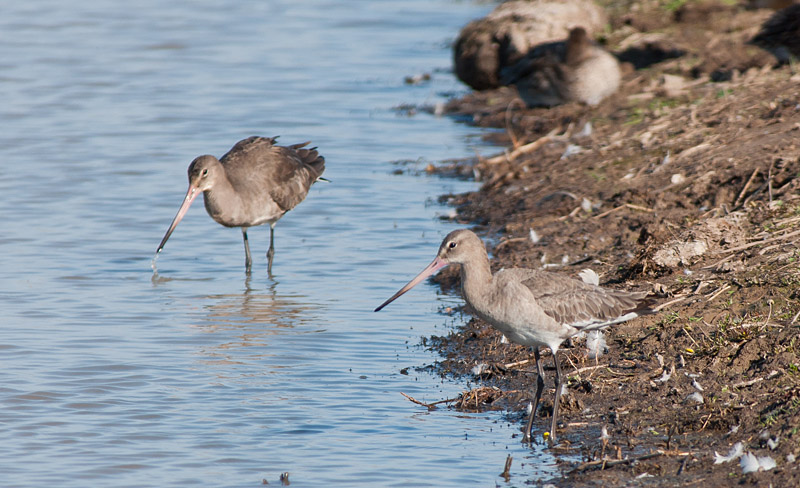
[[678, 354, 686, 368], [526, 402, 533, 415], [671, 173, 686, 185], [787, 453, 796, 463], [656, 353, 664, 368], [655, 364, 675, 383], [561, 254, 569, 265], [561, 144, 584, 159], [529, 228, 540, 244], [691, 379, 704, 392], [714, 442, 744, 464], [600, 426, 609, 441], [578, 268, 600, 286], [577, 121, 592, 138], [740, 453, 760, 473], [763, 450, 783, 468], [581, 197, 593, 212], [635, 473, 653, 479], [740, 452, 776, 473], [500, 334, 509, 344], [767, 437, 779, 450], [685, 392, 704, 404], [471, 363, 488, 375], [661, 151, 671, 166], [586, 331, 607, 359]]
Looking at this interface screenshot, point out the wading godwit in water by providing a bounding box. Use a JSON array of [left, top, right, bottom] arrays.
[[375, 229, 653, 442], [155, 136, 325, 275]]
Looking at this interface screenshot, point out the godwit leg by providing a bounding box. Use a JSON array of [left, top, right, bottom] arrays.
[[266, 222, 276, 274], [524, 347, 546, 442], [242, 228, 253, 272], [550, 346, 564, 442]]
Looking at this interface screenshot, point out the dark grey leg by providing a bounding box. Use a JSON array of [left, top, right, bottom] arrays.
[[524, 347, 545, 442], [242, 228, 252, 272], [266, 223, 276, 274], [550, 347, 564, 442]]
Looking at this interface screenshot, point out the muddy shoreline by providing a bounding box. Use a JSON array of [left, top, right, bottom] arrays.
[[415, 1, 800, 485]]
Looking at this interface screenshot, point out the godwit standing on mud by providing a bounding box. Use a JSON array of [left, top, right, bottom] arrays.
[[155, 136, 326, 275], [375, 229, 653, 442]]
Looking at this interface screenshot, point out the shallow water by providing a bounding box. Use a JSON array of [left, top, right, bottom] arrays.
[[0, 1, 561, 486]]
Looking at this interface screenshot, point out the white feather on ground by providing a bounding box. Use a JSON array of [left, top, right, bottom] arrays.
[[714, 442, 743, 464], [586, 330, 607, 359], [740, 452, 777, 473]]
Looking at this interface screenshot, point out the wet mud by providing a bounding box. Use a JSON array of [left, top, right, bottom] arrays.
[[411, 1, 800, 485]]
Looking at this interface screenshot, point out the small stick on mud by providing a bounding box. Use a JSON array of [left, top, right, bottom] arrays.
[[699, 413, 713, 432], [732, 377, 764, 389], [706, 284, 731, 302], [760, 300, 774, 332], [768, 159, 775, 203], [717, 228, 800, 254], [734, 168, 759, 207], [484, 128, 559, 165], [571, 451, 665, 473], [500, 454, 513, 481], [653, 294, 689, 312], [574, 363, 608, 374], [504, 358, 534, 369], [593, 203, 654, 219], [495, 236, 529, 250]]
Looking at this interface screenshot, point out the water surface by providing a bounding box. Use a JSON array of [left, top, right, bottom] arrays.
[[0, 1, 560, 486]]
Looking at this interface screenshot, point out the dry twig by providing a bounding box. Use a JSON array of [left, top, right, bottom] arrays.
[[734, 168, 759, 207], [400, 392, 457, 410], [717, 228, 800, 254], [570, 451, 667, 473], [593, 203, 655, 219], [483, 128, 560, 165]]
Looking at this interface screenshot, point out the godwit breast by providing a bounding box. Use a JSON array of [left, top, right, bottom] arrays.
[[155, 136, 325, 275], [375, 229, 653, 442]]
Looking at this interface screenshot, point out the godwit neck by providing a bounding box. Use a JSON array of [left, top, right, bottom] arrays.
[[438, 231, 493, 302], [186, 155, 239, 224]]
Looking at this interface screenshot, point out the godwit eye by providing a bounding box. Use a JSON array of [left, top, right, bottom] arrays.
[[448, 241, 457, 249], [202, 169, 209, 177]]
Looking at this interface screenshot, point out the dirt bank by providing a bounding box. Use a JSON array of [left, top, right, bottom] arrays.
[[414, 1, 800, 485]]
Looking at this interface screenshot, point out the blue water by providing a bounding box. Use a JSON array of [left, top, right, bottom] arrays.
[[0, 1, 560, 486]]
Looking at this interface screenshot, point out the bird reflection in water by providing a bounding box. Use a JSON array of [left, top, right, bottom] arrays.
[[165, 278, 325, 367]]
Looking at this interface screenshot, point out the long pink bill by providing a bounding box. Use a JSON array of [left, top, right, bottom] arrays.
[[155, 185, 200, 255], [374, 256, 448, 312]]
